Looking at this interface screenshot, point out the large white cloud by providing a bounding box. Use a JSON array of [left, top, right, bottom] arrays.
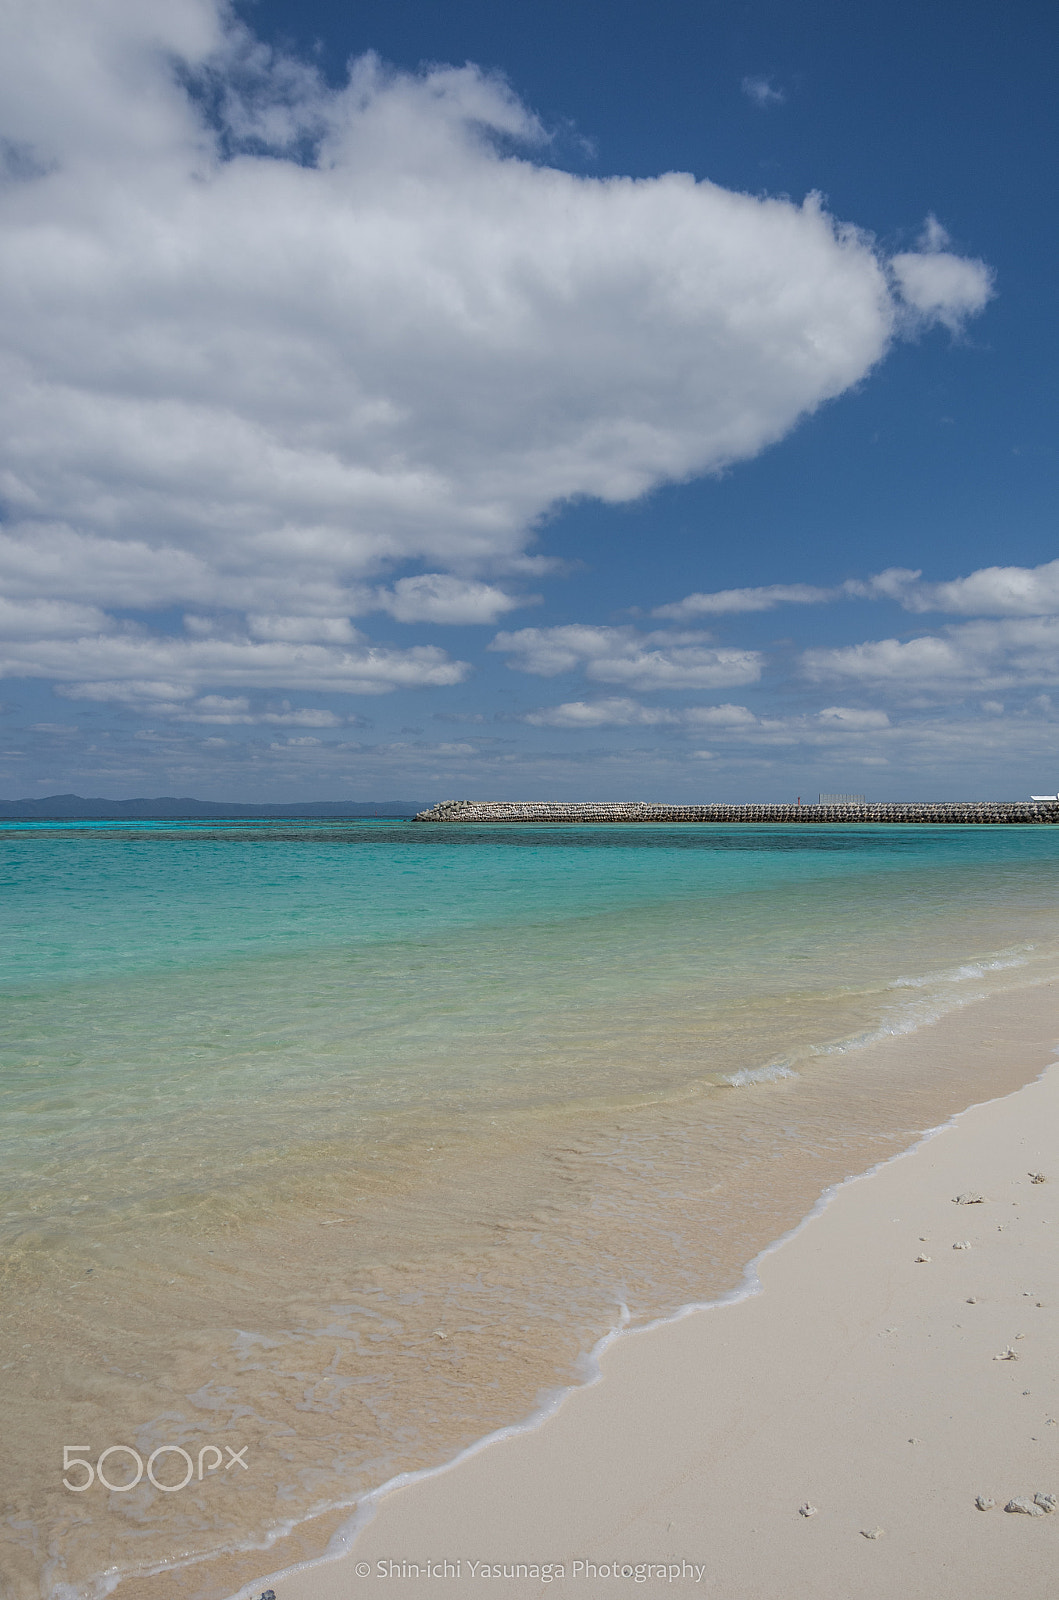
[[0, 0, 992, 705], [803, 617, 1059, 694], [864, 560, 1059, 616]]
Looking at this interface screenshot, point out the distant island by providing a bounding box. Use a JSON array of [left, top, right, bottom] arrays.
[[0, 794, 426, 820]]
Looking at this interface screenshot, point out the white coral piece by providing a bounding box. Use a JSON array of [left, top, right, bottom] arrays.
[[1005, 1497, 1045, 1515]]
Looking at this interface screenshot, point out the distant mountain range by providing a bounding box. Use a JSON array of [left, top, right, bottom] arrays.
[[0, 794, 428, 819]]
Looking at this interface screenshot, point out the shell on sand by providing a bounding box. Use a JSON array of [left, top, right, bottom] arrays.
[[860, 1527, 884, 1540], [797, 1503, 818, 1518], [1005, 1497, 1045, 1516], [975, 1496, 996, 1511], [993, 1346, 1019, 1360], [914, 1253, 932, 1263], [953, 1240, 972, 1249], [954, 1192, 986, 1204]]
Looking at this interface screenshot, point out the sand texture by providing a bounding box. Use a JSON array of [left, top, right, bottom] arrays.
[[253, 1063, 1059, 1600]]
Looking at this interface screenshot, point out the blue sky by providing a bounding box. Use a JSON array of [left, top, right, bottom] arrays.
[[0, 0, 1056, 801]]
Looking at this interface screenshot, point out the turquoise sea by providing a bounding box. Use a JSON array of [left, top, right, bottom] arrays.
[[3, 820, 1059, 1600]]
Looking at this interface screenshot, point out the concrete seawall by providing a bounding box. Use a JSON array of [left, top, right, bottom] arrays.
[[413, 800, 1059, 825]]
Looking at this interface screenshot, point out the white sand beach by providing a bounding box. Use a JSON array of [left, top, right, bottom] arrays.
[[250, 1044, 1059, 1600]]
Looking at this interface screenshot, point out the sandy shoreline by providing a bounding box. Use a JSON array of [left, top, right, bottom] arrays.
[[244, 1055, 1059, 1600]]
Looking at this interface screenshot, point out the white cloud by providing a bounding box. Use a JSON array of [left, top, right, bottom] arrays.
[[257, 707, 344, 727], [653, 582, 835, 618], [741, 76, 786, 107], [11, 632, 469, 700], [816, 705, 890, 728], [162, 695, 346, 726], [374, 574, 527, 625], [803, 617, 1059, 694], [525, 697, 680, 728], [522, 699, 892, 737], [890, 216, 994, 332], [244, 615, 360, 643], [490, 626, 763, 691], [656, 559, 1059, 626], [683, 703, 761, 727], [875, 559, 1059, 616], [804, 633, 973, 687], [0, 3, 991, 704], [0, 596, 113, 638]]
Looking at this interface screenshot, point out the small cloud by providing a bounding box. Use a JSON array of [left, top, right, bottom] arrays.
[[741, 75, 785, 107], [918, 214, 951, 253], [654, 583, 833, 619], [683, 703, 757, 728], [259, 708, 343, 727], [246, 615, 359, 643], [525, 698, 679, 729], [817, 706, 890, 729], [375, 574, 529, 626], [524, 699, 759, 731], [890, 216, 995, 333]]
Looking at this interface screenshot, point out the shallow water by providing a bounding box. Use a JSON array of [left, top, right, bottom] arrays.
[[3, 821, 1059, 1599]]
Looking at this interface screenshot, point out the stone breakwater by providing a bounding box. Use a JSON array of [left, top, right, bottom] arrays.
[[414, 800, 1059, 825]]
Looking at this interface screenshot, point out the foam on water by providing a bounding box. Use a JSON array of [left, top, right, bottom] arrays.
[[720, 1062, 797, 1086]]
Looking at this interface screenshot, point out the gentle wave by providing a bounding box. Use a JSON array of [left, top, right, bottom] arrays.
[[721, 1062, 796, 1087], [888, 949, 1031, 988]]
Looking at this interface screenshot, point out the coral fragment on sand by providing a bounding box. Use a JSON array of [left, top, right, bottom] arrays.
[[1005, 1497, 1045, 1516]]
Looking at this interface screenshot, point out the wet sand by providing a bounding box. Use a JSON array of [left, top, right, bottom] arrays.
[[245, 1003, 1059, 1600]]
